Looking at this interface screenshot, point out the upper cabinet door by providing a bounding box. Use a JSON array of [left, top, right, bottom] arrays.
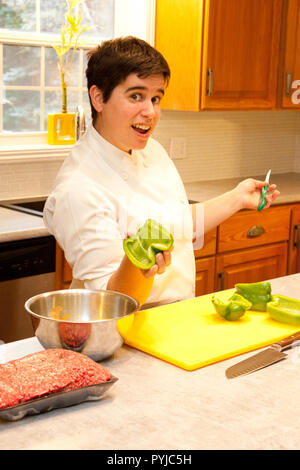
[[280, 0, 300, 108], [155, 0, 204, 111], [201, 0, 283, 109]]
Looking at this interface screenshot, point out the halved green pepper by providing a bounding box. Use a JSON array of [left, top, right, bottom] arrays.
[[123, 219, 174, 270], [267, 295, 300, 325], [235, 282, 272, 312], [211, 292, 252, 321]]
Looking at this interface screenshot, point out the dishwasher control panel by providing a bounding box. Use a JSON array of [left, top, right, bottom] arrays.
[[0, 236, 55, 282]]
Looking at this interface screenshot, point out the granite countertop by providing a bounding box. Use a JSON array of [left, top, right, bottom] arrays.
[[184, 172, 300, 204], [0, 273, 300, 450], [0, 207, 49, 242]]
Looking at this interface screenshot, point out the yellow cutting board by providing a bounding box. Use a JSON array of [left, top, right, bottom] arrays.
[[117, 290, 300, 371]]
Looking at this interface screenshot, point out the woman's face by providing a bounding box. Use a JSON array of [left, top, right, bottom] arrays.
[[91, 73, 165, 153]]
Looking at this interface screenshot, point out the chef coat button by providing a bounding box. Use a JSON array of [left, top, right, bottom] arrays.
[[122, 172, 128, 180]]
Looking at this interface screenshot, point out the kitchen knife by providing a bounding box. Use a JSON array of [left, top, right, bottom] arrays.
[[225, 330, 300, 379]]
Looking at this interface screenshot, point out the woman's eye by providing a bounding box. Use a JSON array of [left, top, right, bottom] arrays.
[[129, 94, 162, 104], [130, 93, 142, 101], [152, 96, 161, 104]]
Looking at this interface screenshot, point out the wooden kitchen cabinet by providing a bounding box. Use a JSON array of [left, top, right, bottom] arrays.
[[194, 226, 217, 258], [156, 0, 283, 110], [288, 203, 300, 273], [55, 243, 72, 290], [279, 0, 300, 108], [194, 203, 296, 294], [215, 242, 288, 290], [155, 0, 204, 111], [215, 204, 291, 290], [218, 205, 291, 252], [194, 227, 217, 295], [202, 0, 283, 109], [195, 256, 216, 296]]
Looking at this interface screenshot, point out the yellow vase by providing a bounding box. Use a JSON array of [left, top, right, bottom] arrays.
[[48, 113, 76, 145]]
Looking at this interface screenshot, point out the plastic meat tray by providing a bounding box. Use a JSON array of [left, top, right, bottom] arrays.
[[0, 376, 118, 421]]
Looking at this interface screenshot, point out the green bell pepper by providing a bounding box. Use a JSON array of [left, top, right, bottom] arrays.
[[211, 292, 252, 321], [235, 281, 272, 312], [267, 295, 300, 325], [123, 219, 174, 270]]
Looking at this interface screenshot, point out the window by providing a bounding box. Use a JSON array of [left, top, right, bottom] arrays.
[[0, 0, 114, 136], [0, 0, 155, 150]]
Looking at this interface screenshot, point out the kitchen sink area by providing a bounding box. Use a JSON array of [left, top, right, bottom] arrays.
[[0, 199, 46, 217]]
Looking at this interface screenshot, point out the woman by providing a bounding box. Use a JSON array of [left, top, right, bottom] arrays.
[[44, 36, 279, 308]]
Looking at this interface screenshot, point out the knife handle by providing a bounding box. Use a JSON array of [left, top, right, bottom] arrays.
[[272, 331, 300, 351]]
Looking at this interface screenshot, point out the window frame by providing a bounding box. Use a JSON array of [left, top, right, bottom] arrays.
[[0, 0, 156, 160]]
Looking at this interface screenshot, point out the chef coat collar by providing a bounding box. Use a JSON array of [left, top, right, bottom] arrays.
[[89, 124, 139, 166]]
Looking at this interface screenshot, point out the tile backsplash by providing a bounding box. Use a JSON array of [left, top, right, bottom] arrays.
[[153, 109, 300, 182], [295, 112, 300, 173], [0, 109, 299, 200], [0, 159, 63, 201]]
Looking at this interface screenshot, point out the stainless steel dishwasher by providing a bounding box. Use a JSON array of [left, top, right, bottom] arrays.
[[0, 200, 56, 343]]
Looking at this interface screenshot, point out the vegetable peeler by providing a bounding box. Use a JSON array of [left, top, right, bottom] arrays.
[[257, 169, 271, 211]]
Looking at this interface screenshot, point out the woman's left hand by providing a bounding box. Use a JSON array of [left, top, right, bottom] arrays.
[[235, 178, 280, 211]]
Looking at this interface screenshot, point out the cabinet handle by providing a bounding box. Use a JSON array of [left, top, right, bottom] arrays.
[[219, 272, 224, 290], [207, 69, 213, 96], [293, 224, 300, 247], [247, 225, 265, 238], [286, 71, 292, 97]]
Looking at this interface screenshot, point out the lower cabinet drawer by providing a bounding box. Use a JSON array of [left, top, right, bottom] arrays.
[[218, 206, 291, 252]]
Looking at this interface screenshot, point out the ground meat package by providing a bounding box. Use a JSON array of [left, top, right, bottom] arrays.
[[0, 349, 118, 421]]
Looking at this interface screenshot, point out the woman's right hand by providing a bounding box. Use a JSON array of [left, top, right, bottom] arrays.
[[143, 246, 173, 278]]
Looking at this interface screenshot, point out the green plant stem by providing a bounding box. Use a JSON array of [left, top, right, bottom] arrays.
[[68, 38, 78, 78], [61, 70, 67, 113]]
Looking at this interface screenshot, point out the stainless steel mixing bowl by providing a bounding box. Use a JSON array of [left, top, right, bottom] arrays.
[[25, 289, 139, 361]]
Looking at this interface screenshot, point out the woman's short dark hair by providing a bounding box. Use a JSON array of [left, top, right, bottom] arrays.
[[86, 36, 170, 122]]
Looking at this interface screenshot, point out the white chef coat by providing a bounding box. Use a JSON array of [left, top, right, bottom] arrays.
[[44, 125, 196, 307]]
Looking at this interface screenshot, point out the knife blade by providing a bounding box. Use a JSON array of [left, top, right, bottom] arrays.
[[225, 330, 300, 379]]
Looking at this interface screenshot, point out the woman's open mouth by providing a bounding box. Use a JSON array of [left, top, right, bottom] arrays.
[[132, 124, 151, 136]]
